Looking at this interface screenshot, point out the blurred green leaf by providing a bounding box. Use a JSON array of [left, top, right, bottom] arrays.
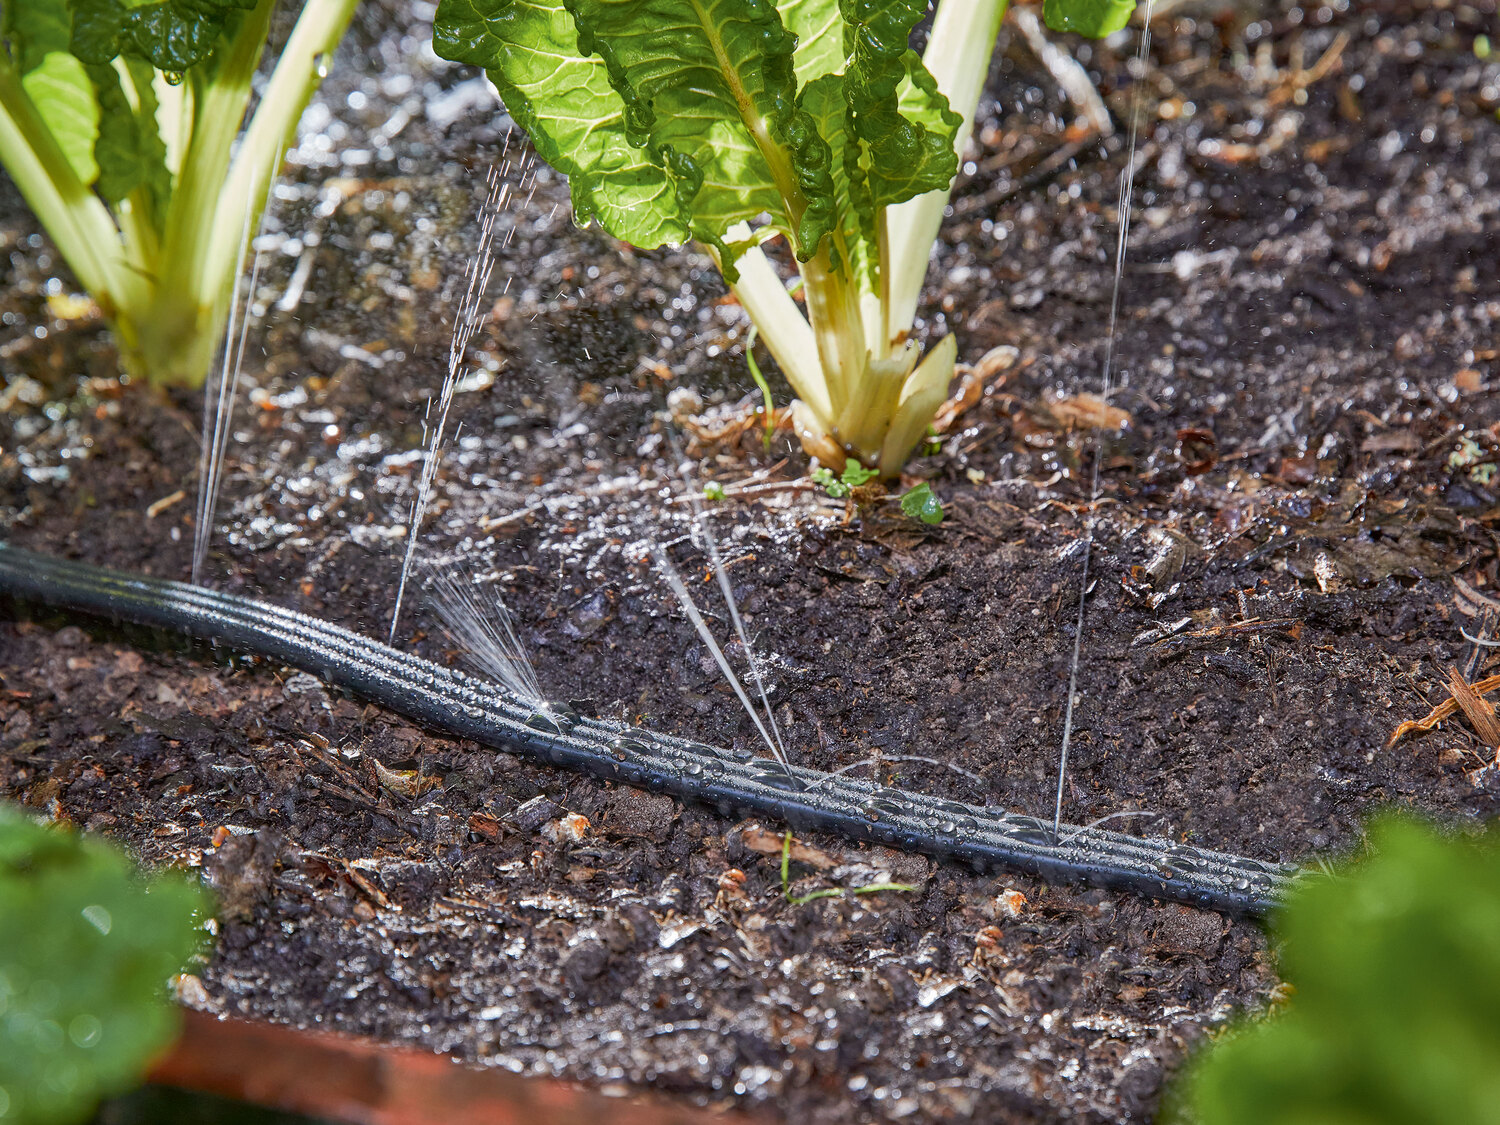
[[0, 803, 209, 1125], [1169, 816, 1500, 1125], [1042, 0, 1137, 37], [7, 3, 102, 184], [900, 481, 943, 524], [121, 0, 257, 72]]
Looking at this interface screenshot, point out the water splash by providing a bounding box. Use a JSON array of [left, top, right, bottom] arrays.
[[192, 155, 280, 587], [818, 754, 986, 788], [689, 501, 787, 765], [424, 557, 545, 706], [389, 157, 508, 642], [1052, 1, 1155, 837], [650, 541, 791, 774]]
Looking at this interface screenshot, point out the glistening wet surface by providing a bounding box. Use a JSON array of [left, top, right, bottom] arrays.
[[2, 0, 1498, 1120]]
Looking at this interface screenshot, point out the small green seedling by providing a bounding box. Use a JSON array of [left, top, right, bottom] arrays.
[[811, 460, 877, 500], [780, 829, 916, 906], [0, 0, 359, 386], [434, 0, 1138, 477], [1168, 815, 1500, 1124], [0, 802, 209, 1125], [900, 481, 943, 524], [1449, 436, 1496, 484], [703, 480, 726, 501], [742, 326, 778, 451]]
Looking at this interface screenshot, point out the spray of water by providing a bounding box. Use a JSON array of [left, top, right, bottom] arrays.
[[690, 504, 787, 762], [650, 540, 791, 773], [192, 157, 280, 587], [388, 158, 508, 643], [819, 754, 986, 788], [1052, 2, 1155, 837], [425, 558, 545, 705]]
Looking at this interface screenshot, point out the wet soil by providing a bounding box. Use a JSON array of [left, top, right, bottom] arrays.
[[3, 0, 1499, 1120]]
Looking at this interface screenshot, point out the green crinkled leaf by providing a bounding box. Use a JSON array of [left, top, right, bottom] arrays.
[[432, 0, 692, 253], [89, 62, 140, 201], [122, 54, 172, 219], [70, 0, 129, 66], [0, 803, 209, 1125], [88, 59, 169, 209], [114, 0, 255, 73], [4, 0, 70, 71], [779, 0, 844, 87], [798, 72, 874, 285], [565, 0, 838, 262], [121, 4, 217, 71], [838, 0, 959, 209], [886, 48, 962, 199], [432, 0, 958, 286], [1043, 0, 1137, 38], [23, 53, 102, 184]]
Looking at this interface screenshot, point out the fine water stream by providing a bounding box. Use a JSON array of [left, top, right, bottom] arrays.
[[3, 1, 1497, 1119]]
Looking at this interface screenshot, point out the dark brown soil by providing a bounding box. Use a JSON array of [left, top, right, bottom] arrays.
[[3, 1, 1498, 1120]]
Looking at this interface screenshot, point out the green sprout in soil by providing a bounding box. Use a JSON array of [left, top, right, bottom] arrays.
[[0, 0, 359, 387], [742, 325, 778, 451], [0, 802, 209, 1125], [1448, 435, 1497, 484], [1167, 815, 1500, 1124], [433, 0, 1135, 478], [703, 480, 726, 501], [899, 481, 943, 524], [811, 460, 877, 499], [780, 830, 916, 906]]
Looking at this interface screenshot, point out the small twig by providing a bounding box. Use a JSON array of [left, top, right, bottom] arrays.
[[670, 480, 814, 505], [1387, 672, 1500, 748], [1447, 667, 1500, 748], [1149, 617, 1303, 653]]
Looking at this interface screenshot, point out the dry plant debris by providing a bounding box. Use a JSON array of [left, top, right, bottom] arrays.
[[1386, 673, 1500, 749], [1444, 668, 1500, 749], [1041, 393, 1133, 433], [931, 345, 1021, 434]]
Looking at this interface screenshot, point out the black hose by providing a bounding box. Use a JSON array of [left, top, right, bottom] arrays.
[[0, 543, 1294, 915]]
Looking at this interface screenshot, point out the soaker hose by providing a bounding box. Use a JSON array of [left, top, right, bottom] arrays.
[[0, 543, 1294, 915]]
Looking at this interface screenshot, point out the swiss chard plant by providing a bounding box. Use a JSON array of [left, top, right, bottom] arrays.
[[433, 0, 1136, 477], [0, 0, 359, 388]]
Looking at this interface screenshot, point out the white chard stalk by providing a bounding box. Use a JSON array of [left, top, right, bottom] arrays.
[[432, 0, 1020, 478], [0, 0, 360, 388]]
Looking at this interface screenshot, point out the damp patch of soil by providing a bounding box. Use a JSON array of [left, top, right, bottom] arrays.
[[2, 1, 1498, 1120]]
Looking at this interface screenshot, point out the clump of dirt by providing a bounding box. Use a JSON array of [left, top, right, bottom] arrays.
[[2, 1, 1497, 1120]]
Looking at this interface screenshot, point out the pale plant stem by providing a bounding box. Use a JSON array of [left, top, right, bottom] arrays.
[[885, 0, 1010, 341]]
